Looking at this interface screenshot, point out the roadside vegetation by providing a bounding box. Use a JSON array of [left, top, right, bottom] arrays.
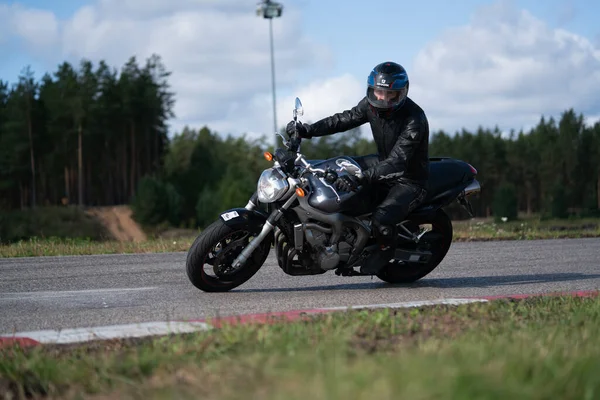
[[452, 216, 600, 241], [2, 55, 600, 246], [1, 214, 598, 258], [1, 294, 598, 399]]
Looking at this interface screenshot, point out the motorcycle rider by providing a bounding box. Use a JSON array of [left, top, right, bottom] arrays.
[[286, 61, 430, 275]]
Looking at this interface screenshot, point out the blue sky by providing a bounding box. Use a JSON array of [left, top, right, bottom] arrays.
[[1, 0, 599, 139], [301, 0, 600, 79]]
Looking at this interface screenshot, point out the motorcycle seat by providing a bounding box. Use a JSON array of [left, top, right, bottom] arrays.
[[425, 159, 472, 202]]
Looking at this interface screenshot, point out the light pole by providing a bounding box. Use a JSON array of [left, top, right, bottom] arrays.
[[256, 0, 283, 149]]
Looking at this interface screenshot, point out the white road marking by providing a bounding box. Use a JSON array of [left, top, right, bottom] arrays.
[[321, 298, 488, 311], [1, 321, 211, 344], [0, 287, 157, 301]]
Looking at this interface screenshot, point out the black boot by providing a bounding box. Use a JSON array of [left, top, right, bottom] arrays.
[[360, 225, 397, 275]]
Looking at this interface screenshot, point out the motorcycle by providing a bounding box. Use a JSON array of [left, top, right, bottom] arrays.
[[186, 98, 481, 292]]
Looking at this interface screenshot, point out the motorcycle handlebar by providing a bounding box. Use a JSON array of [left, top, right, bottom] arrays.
[[295, 154, 324, 174]]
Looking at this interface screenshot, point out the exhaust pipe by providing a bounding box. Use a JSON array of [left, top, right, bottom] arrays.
[[459, 179, 480, 217], [463, 180, 481, 197]]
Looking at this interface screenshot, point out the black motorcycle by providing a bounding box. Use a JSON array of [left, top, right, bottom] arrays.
[[186, 98, 481, 292]]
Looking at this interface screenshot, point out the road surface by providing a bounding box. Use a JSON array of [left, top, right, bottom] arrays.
[[1, 238, 599, 333]]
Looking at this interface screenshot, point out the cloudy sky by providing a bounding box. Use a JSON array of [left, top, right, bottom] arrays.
[[1, 0, 599, 141]]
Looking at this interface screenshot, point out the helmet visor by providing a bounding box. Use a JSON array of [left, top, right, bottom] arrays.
[[367, 86, 407, 109]]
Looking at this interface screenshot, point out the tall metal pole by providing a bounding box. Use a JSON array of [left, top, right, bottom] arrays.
[[256, 0, 282, 148], [269, 18, 278, 149]]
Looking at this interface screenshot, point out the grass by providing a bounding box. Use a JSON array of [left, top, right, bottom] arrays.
[[0, 236, 197, 258], [452, 216, 600, 241], [0, 206, 108, 244], [1, 294, 599, 399], [1, 216, 599, 257]]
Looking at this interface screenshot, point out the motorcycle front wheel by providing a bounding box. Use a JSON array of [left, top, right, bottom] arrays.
[[186, 219, 271, 292], [376, 208, 453, 284]]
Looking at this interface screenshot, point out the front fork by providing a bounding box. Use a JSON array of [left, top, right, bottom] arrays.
[[232, 192, 298, 269], [244, 191, 259, 211]]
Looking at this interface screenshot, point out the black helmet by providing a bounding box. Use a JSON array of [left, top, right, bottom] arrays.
[[366, 62, 409, 114]]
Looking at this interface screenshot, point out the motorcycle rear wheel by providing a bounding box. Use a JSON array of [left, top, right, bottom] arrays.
[[376, 208, 453, 284], [186, 219, 271, 292]]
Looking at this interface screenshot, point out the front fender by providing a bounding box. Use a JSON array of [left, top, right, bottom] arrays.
[[219, 208, 274, 245]]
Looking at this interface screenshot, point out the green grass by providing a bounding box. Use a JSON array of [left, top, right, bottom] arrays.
[[452, 216, 600, 241], [1, 294, 599, 399], [0, 206, 109, 244], [0, 236, 196, 258], [1, 216, 598, 258]]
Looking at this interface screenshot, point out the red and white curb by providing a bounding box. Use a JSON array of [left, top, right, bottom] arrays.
[[1, 291, 597, 348]]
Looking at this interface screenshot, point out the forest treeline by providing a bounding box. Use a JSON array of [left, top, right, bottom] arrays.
[[1, 56, 599, 232], [0, 54, 174, 211]]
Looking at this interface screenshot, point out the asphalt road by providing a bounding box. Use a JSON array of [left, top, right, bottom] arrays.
[[1, 238, 599, 333]]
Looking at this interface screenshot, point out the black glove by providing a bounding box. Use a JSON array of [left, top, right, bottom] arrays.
[[285, 121, 312, 139], [334, 174, 362, 192], [363, 169, 374, 183]]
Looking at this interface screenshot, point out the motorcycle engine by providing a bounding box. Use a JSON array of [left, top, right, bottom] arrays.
[[306, 227, 356, 271], [317, 244, 340, 271]]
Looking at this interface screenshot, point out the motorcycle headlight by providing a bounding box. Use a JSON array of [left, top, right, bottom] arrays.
[[257, 167, 289, 203]]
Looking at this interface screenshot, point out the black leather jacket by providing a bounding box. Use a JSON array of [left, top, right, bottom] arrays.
[[305, 96, 430, 187]]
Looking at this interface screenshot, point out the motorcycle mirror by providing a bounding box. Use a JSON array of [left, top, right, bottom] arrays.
[[276, 132, 290, 148], [277, 131, 289, 141], [293, 97, 304, 120]]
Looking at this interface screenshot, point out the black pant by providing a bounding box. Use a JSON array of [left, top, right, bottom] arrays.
[[351, 154, 427, 231]]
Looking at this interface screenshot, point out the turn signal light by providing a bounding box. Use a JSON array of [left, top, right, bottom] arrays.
[[264, 151, 273, 162], [295, 188, 306, 197]]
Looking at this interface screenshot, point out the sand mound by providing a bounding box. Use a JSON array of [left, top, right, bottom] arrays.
[[85, 206, 147, 242]]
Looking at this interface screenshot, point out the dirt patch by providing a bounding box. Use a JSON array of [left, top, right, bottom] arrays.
[[85, 206, 147, 242]]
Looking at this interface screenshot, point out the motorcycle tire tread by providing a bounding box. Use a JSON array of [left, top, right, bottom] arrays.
[[376, 208, 453, 284], [186, 219, 269, 292]]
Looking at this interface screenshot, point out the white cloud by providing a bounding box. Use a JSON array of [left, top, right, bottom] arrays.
[[585, 115, 600, 127], [409, 0, 600, 134], [277, 74, 365, 126], [96, 0, 250, 17], [0, 4, 58, 52], [195, 73, 368, 144], [3, 0, 600, 143], [1, 0, 334, 137], [60, 1, 334, 127]]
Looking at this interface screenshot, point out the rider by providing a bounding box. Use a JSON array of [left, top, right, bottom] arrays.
[[286, 61, 430, 275]]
